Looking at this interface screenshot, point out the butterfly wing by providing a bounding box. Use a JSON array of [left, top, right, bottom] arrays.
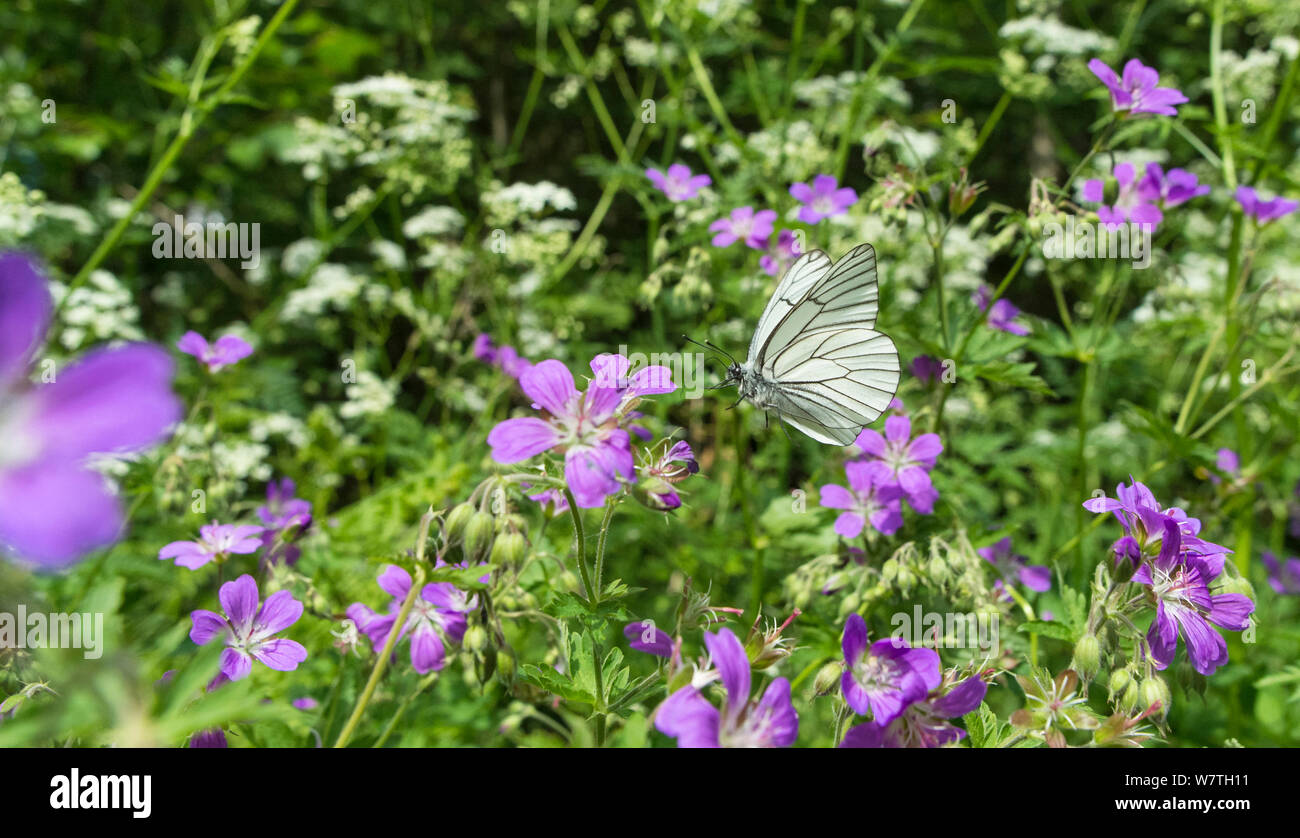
[[745, 249, 833, 365], [748, 243, 880, 368], [762, 327, 900, 444]]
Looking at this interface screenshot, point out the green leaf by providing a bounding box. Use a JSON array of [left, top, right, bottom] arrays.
[[968, 361, 1054, 396], [1017, 620, 1078, 643]]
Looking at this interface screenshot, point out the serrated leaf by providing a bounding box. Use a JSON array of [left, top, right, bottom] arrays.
[[969, 361, 1054, 396]]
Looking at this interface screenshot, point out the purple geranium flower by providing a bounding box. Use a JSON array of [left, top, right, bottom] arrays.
[[1207, 448, 1239, 487], [624, 621, 675, 657], [979, 536, 1051, 594], [177, 330, 253, 373], [1138, 163, 1210, 209], [646, 164, 711, 202], [852, 414, 942, 514], [189, 574, 308, 681], [790, 175, 857, 224], [759, 229, 803, 277], [973, 284, 1030, 336], [1133, 519, 1253, 676], [188, 729, 229, 748], [1081, 163, 1163, 229], [820, 461, 905, 537], [840, 674, 987, 748], [708, 207, 777, 250], [347, 564, 471, 674], [1083, 478, 1229, 557], [839, 614, 940, 726], [1261, 552, 1300, 595], [0, 253, 181, 568], [487, 359, 642, 508], [637, 438, 698, 511], [910, 355, 944, 385], [1088, 58, 1189, 117], [653, 627, 798, 748], [1235, 186, 1299, 224], [257, 478, 312, 565], [159, 522, 265, 570]]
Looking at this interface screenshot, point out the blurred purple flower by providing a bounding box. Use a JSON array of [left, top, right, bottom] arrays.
[[708, 206, 776, 250], [789, 175, 857, 224], [1088, 58, 1188, 117], [473, 334, 533, 378], [1138, 163, 1210, 209], [1235, 186, 1298, 224], [1081, 163, 1163, 229], [979, 536, 1051, 593], [0, 253, 182, 568], [646, 164, 711, 201], [910, 355, 944, 385], [759, 229, 803, 276], [624, 622, 674, 657], [159, 522, 265, 570], [177, 330, 253, 373], [653, 627, 797, 748], [189, 574, 308, 681], [188, 729, 229, 748], [1261, 552, 1300, 595], [973, 284, 1030, 336]]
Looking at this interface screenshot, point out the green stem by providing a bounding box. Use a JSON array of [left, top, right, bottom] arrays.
[[563, 488, 597, 605]]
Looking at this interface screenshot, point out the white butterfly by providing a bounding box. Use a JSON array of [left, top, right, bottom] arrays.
[[705, 243, 900, 445]]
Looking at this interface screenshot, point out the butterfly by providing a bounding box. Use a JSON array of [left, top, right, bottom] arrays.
[[694, 243, 900, 445]]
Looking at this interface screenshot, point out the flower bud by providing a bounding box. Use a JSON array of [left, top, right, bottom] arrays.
[[496, 649, 516, 682], [813, 661, 845, 696], [464, 510, 495, 560], [444, 502, 475, 542], [1108, 668, 1131, 702], [1140, 676, 1171, 719], [559, 571, 580, 592], [1119, 680, 1140, 713], [463, 624, 489, 653], [489, 531, 526, 567], [1071, 634, 1101, 682]]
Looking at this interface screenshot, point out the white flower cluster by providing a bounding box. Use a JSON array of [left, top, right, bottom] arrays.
[[48, 270, 145, 351], [401, 205, 465, 239], [340, 370, 397, 419], [281, 263, 364, 322], [998, 15, 1116, 56]]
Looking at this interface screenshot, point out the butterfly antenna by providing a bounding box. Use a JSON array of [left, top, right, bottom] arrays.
[[682, 335, 738, 367]]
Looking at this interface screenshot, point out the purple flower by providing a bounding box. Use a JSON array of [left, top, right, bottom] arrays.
[[177, 330, 253, 373], [1261, 552, 1300, 595], [759, 229, 803, 277], [820, 461, 904, 537], [839, 614, 940, 726], [347, 565, 471, 674], [472, 334, 533, 378], [159, 522, 265, 570], [790, 174, 857, 224], [0, 253, 181, 568], [1208, 448, 1239, 486], [258, 478, 312, 530], [1081, 163, 1163, 229], [852, 414, 942, 514], [910, 355, 944, 385], [979, 537, 1051, 593], [653, 627, 798, 748], [636, 439, 698, 511], [624, 621, 674, 657], [292, 697, 319, 711], [708, 207, 777, 250], [1082, 478, 1228, 557], [1138, 163, 1210, 209], [645, 164, 711, 202], [589, 353, 677, 403], [1088, 58, 1188, 117], [189, 574, 308, 681], [840, 675, 987, 748], [973, 284, 1030, 336], [487, 359, 640, 508], [1133, 520, 1253, 676], [472, 333, 496, 363], [1235, 186, 1298, 224], [188, 729, 229, 748]]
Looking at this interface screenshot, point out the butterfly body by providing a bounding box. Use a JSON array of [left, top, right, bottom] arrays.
[[718, 243, 901, 445]]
